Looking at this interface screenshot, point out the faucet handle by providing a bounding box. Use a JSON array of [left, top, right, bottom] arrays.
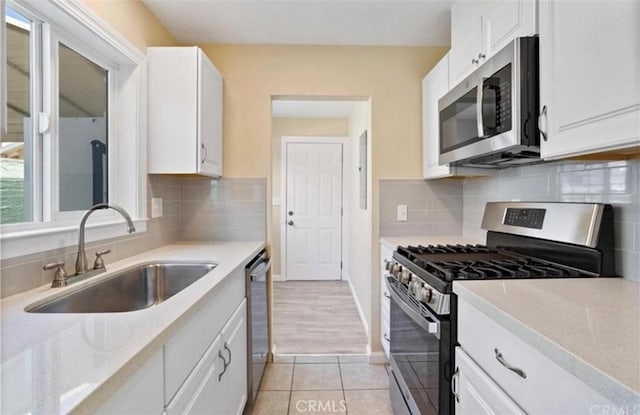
[[93, 249, 112, 270], [44, 261, 68, 288]]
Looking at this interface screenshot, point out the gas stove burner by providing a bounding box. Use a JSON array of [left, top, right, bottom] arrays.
[[407, 244, 495, 255], [429, 257, 581, 281]]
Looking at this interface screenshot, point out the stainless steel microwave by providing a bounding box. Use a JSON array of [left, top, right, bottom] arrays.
[[438, 37, 540, 168]]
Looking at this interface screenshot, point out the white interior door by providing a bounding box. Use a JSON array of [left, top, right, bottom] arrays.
[[285, 142, 343, 280]]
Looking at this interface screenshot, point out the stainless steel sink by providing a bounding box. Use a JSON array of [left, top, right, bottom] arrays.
[[26, 262, 217, 313]]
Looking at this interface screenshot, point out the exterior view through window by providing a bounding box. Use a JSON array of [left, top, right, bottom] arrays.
[[0, 4, 109, 225], [0, 6, 32, 224]]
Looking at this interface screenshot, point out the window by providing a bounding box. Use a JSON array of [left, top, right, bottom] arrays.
[[0, 0, 146, 258]]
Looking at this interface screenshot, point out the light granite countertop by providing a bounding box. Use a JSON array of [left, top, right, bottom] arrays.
[[0, 240, 264, 415], [454, 278, 640, 407], [379, 235, 484, 251]]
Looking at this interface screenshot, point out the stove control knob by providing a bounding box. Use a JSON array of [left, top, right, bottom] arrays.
[[401, 270, 411, 285], [409, 279, 419, 296], [420, 286, 433, 303], [414, 283, 425, 301]]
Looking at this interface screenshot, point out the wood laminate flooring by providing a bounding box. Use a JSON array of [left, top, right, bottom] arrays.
[[273, 281, 368, 355]]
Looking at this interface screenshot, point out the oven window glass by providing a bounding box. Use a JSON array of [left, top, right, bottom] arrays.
[[389, 280, 449, 415], [482, 63, 512, 136], [440, 86, 479, 153]]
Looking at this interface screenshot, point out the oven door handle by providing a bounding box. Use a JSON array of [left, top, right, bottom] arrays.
[[385, 277, 440, 338]]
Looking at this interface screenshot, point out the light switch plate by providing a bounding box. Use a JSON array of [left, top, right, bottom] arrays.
[[397, 205, 408, 222], [151, 198, 163, 218]]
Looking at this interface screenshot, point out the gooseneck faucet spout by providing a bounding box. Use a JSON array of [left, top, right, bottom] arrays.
[[75, 203, 136, 275]]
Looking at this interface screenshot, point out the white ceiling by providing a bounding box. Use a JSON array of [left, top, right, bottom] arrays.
[[142, 0, 452, 47], [272, 100, 359, 118]]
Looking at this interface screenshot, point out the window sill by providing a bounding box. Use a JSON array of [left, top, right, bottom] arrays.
[[0, 218, 148, 259]]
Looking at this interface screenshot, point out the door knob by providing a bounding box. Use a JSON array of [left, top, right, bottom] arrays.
[[288, 211, 294, 216], [288, 220, 294, 226]]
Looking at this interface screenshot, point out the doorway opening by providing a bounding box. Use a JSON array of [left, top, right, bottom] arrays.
[[270, 97, 371, 356]]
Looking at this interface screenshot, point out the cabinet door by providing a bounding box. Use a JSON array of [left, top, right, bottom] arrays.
[[220, 299, 248, 415], [539, 0, 640, 159], [95, 350, 164, 415], [455, 347, 526, 415], [197, 49, 223, 177], [174, 335, 225, 415], [379, 244, 392, 357], [449, 1, 484, 86], [481, 0, 537, 58], [423, 54, 453, 179]]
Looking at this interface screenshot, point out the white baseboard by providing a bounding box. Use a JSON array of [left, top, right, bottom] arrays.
[[341, 272, 350, 282], [347, 278, 370, 339], [368, 350, 388, 364], [272, 274, 286, 282]]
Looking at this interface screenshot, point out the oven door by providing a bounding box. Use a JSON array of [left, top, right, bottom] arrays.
[[385, 277, 452, 415]]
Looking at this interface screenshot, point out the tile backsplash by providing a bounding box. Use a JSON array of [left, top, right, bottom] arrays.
[[462, 159, 640, 281], [379, 179, 464, 237], [0, 175, 182, 299], [180, 178, 266, 241]]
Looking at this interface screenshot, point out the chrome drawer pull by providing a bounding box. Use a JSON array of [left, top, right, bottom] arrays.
[[494, 348, 527, 379], [451, 368, 460, 403], [383, 333, 391, 343]]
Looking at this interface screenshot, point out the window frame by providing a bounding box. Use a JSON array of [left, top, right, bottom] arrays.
[[0, 0, 147, 259]]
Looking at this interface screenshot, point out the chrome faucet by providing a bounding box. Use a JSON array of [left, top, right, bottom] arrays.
[[75, 203, 136, 275]]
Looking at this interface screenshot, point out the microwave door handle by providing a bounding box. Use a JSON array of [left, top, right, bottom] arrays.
[[476, 80, 485, 138]]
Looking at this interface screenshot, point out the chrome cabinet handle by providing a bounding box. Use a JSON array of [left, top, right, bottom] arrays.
[[224, 341, 232, 364], [494, 348, 527, 379], [287, 220, 294, 226], [383, 333, 390, 343], [472, 58, 479, 64], [218, 349, 229, 381], [538, 105, 548, 142], [478, 53, 486, 60], [451, 368, 460, 403], [383, 292, 391, 299], [201, 143, 208, 164]]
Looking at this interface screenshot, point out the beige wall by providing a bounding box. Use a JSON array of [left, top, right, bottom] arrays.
[[200, 43, 446, 350], [347, 101, 373, 338], [81, 0, 179, 49], [271, 117, 350, 275]]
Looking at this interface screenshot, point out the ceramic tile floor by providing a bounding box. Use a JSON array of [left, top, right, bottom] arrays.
[[248, 355, 393, 415]]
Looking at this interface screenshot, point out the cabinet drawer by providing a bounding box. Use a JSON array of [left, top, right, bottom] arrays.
[[458, 299, 530, 404], [165, 269, 244, 402], [458, 298, 618, 414]]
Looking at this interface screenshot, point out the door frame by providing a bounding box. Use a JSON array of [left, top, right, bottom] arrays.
[[280, 136, 350, 281]]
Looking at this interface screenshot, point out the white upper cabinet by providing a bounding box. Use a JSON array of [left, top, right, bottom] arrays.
[[148, 47, 223, 177], [538, 0, 640, 159], [422, 54, 492, 179], [449, 0, 537, 87]]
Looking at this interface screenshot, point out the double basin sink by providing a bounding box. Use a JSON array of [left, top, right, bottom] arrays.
[[26, 262, 217, 313]]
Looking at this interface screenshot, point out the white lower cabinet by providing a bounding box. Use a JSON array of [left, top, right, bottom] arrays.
[[94, 271, 248, 415], [380, 244, 393, 359], [167, 300, 247, 415], [454, 347, 525, 415], [456, 297, 621, 415], [95, 350, 164, 415]]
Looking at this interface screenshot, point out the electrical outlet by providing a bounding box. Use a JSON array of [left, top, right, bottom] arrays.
[[151, 198, 163, 218], [397, 205, 408, 222]]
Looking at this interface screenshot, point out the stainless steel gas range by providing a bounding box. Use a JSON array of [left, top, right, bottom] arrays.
[[385, 202, 616, 415]]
